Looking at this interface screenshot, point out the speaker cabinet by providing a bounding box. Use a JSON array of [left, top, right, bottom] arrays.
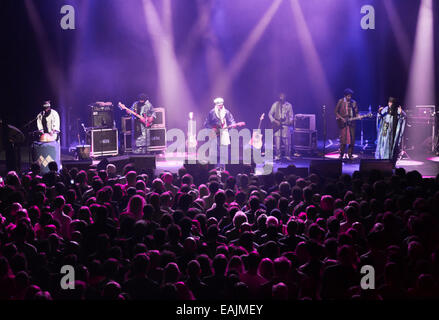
[[293, 130, 317, 151], [62, 159, 93, 172], [294, 114, 316, 130], [91, 128, 118, 157], [148, 127, 166, 151], [360, 159, 394, 176], [122, 132, 132, 153], [278, 165, 309, 178], [121, 117, 132, 133], [152, 108, 166, 128], [91, 105, 114, 128], [309, 160, 342, 179], [184, 163, 215, 185], [225, 164, 255, 177]]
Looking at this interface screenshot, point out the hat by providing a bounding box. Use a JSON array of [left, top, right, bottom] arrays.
[[138, 93, 148, 101], [214, 97, 224, 105], [344, 88, 354, 96], [43, 101, 51, 108]]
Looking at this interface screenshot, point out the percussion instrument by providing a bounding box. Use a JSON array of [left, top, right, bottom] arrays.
[[39, 133, 57, 142]]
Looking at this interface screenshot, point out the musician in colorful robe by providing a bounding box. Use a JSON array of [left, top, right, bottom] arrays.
[[204, 97, 236, 167], [335, 89, 358, 160], [268, 93, 294, 161], [37, 101, 60, 142], [130, 93, 155, 154], [375, 97, 406, 163]]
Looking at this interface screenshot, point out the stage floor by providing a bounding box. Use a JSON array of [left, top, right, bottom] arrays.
[[1, 143, 438, 178], [138, 150, 439, 178]]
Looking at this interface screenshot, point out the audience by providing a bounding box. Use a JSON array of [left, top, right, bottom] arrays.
[[0, 161, 438, 300]]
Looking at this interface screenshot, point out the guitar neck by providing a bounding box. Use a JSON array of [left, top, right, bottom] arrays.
[[119, 104, 143, 120]]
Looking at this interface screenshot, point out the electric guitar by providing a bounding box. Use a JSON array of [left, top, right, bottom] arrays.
[[271, 117, 290, 131], [249, 113, 265, 149], [212, 122, 246, 135], [336, 113, 373, 129], [118, 102, 154, 128]]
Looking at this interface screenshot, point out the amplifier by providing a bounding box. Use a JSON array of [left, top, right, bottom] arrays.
[[91, 128, 118, 157], [92, 104, 113, 112], [293, 130, 317, 150], [147, 127, 167, 151], [91, 104, 114, 128], [152, 108, 166, 128], [294, 114, 316, 131], [121, 117, 132, 133], [123, 132, 132, 152]]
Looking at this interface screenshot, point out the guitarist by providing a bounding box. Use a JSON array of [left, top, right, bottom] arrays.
[[204, 97, 236, 168], [335, 88, 358, 160], [128, 93, 156, 154], [268, 93, 294, 161]]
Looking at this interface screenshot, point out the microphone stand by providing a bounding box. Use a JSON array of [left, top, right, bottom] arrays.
[[22, 116, 39, 168], [22, 117, 38, 130]]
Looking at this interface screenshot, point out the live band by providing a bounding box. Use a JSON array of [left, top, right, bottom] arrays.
[[27, 88, 409, 164]]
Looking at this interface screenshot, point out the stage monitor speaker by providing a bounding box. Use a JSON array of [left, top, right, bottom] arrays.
[[148, 127, 166, 151], [151, 108, 166, 128], [278, 165, 309, 178], [129, 155, 156, 170], [294, 114, 316, 130], [96, 155, 156, 175], [309, 160, 342, 179], [97, 158, 109, 171], [103, 155, 131, 175], [184, 163, 215, 185], [62, 160, 93, 172], [360, 159, 393, 176], [91, 128, 118, 157], [225, 163, 255, 177]]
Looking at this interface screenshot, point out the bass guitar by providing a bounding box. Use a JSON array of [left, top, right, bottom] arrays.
[[118, 102, 154, 128], [336, 113, 373, 129], [249, 113, 265, 149]]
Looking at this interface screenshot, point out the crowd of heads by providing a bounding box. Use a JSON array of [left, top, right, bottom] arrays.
[[0, 160, 439, 300]]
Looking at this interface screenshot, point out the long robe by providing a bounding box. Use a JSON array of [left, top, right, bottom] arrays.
[[375, 106, 406, 160], [335, 98, 358, 145]]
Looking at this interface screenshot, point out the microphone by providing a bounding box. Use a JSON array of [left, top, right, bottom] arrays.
[[81, 123, 87, 132]]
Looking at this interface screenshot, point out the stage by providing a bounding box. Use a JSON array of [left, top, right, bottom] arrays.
[[1, 139, 438, 178]]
